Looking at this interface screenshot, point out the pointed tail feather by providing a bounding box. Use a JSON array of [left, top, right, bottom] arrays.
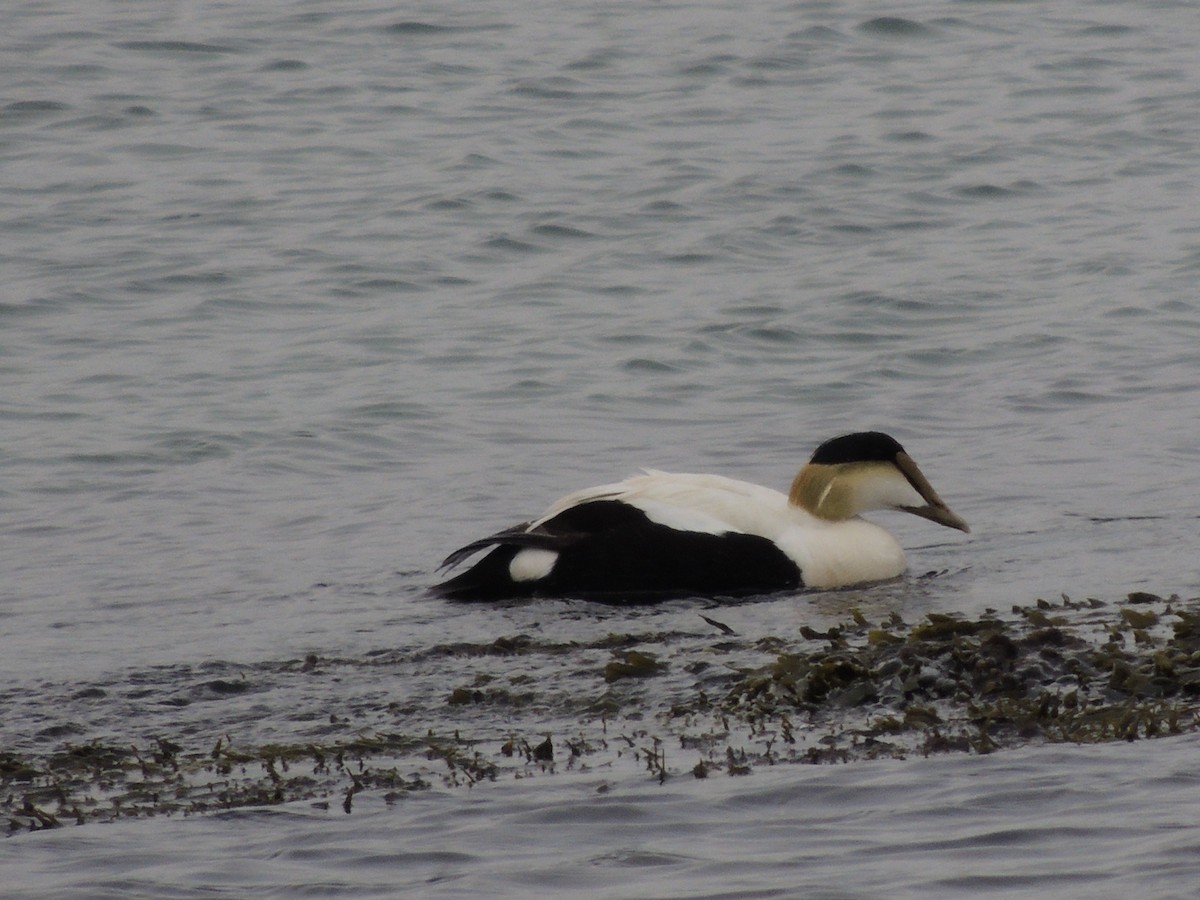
[[438, 523, 527, 571], [438, 522, 583, 571]]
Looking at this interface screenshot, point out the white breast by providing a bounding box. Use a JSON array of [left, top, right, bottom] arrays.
[[775, 517, 906, 588]]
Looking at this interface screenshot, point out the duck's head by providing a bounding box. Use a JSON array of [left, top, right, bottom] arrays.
[[789, 431, 970, 532]]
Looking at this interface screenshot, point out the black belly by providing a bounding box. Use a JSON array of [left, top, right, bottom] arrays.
[[434, 500, 803, 603]]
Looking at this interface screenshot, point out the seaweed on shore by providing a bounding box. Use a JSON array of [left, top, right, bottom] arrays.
[[713, 592, 1200, 763], [5, 591, 1200, 831]]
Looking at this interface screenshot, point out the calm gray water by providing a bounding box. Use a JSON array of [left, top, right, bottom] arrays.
[[4, 0, 1200, 895]]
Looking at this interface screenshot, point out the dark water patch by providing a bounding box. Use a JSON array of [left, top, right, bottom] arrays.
[[386, 21, 510, 36], [674, 108, 750, 130], [760, 215, 811, 238], [422, 62, 481, 77], [904, 189, 959, 208], [830, 163, 874, 177], [587, 284, 644, 297], [199, 679, 254, 697], [886, 129, 934, 142], [1037, 55, 1122, 73], [623, 358, 681, 374], [886, 217, 950, 232], [465, 376, 564, 400], [262, 59, 309, 72], [1077, 260, 1135, 278], [120, 142, 206, 159], [0, 298, 72, 319], [1045, 388, 1112, 406], [446, 153, 503, 171], [0, 408, 85, 427], [530, 223, 597, 240], [903, 347, 972, 369], [680, 53, 738, 75], [156, 270, 235, 287], [857, 17, 938, 38], [1007, 389, 1113, 414], [663, 253, 717, 266], [510, 78, 584, 101], [1171, 250, 1200, 274], [926, 17, 979, 30], [696, 321, 739, 338], [722, 302, 786, 318], [425, 196, 473, 211], [147, 432, 241, 465], [0, 100, 70, 123], [565, 48, 626, 71], [563, 116, 638, 135], [932, 871, 1114, 894], [1012, 84, 1118, 99], [116, 41, 240, 54], [386, 21, 453, 35], [35, 723, 86, 740], [189, 295, 278, 318], [433, 275, 475, 287], [747, 54, 809, 72], [590, 848, 698, 868], [1076, 24, 1138, 37], [63, 451, 158, 469], [1115, 158, 1187, 178], [842, 291, 928, 313], [787, 26, 848, 43], [599, 332, 657, 346], [350, 278, 427, 293], [345, 402, 437, 425], [640, 200, 686, 215], [743, 326, 803, 345], [482, 235, 549, 254], [504, 379, 558, 397], [57, 112, 138, 132], [954, 183, 1029, 200]]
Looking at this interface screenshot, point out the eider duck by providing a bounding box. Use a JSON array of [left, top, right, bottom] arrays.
[[433, 431, 968, 602]]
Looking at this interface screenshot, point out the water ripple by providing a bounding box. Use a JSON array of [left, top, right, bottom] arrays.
[[5, 0, 1200, 894]]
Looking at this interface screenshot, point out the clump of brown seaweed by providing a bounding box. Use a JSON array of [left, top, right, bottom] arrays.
[[709, 591, 1200, 764], [5, 591, 1200, 832]]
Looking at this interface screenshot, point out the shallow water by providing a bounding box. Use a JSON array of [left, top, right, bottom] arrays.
[[4, 0, 1200, 894], [7, 735, 1200, 898]]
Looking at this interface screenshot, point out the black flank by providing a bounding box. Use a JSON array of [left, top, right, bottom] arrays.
[[432, 500, 802, 603]]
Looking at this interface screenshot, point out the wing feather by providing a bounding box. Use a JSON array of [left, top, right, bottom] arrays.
[[439, 523, 535, 570]]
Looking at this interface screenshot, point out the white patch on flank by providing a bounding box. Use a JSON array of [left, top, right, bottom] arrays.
[[509, 548, 558, 582]]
